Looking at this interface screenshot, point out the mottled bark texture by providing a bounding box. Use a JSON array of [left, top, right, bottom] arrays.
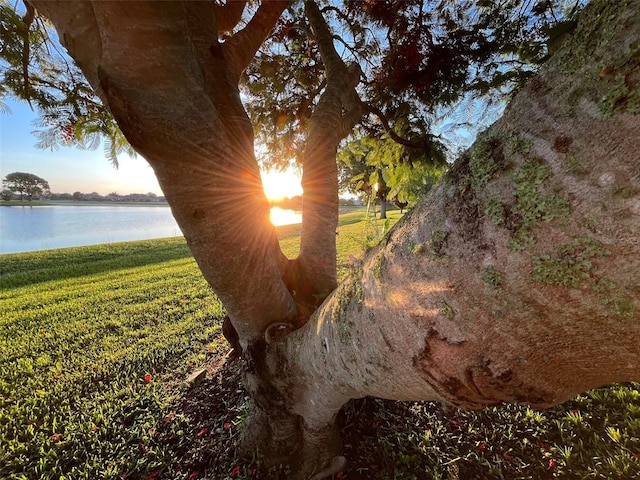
[[32, 0, 639, 478], [245, 1, 640, 476]]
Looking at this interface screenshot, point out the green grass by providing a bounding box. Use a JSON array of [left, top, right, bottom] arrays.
[[1, 208, 638, 479], [276, 208, 402, 280], [0, 239, 195, 290], [340, 387, 640, 479], [0, 237, 224, 479]]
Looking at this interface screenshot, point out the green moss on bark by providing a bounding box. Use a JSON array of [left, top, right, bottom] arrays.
[[553, 0, 631, 76], [427, 230, 449, 259], [565, 155, 586, 177], [439, 300, 455, 320], [532, 238, 609, 288], [591, 278, 638, 318], [509, 158, 570, 251], [484, 196, 506, 225], [469, 134, 507, 191], [330, 271, 363, 344], [599, 41, 640, 117], [371, 253, 386, 280], [482, 266, 504, 290]]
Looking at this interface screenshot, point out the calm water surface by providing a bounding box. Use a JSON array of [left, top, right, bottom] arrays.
[[0, 205, 182, 254], [0, 205, 302, 254]]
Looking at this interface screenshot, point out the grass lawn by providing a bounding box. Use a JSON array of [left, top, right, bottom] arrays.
[[1, 208, 638, 479]]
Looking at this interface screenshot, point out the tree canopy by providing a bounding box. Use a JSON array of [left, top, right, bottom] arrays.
[[0, 1, 133, 164], [2, 171, 49, 200], [242, 0, 584, 160], [2, 0, 585, 182]]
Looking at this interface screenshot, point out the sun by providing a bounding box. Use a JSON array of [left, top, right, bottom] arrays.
[[261, 168, 303, 201]]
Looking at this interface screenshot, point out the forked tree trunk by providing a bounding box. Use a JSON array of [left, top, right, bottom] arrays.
[[242, 1, 640, 476], [32, 1, 640, 478], [293, 0, 365, 313]]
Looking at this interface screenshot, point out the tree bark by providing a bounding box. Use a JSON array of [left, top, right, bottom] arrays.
[[245, 0, 640, 476], [377, 174, 389, 220], [292, 0, 365, 313], [379, 196, 387, 219]]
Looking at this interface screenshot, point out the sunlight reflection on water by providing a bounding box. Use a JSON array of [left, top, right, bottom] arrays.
[[270, 207, 302, 226]]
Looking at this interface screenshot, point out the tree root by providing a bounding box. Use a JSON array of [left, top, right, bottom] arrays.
[[310, 456, 346, 480], [239, 403, 344, 479]]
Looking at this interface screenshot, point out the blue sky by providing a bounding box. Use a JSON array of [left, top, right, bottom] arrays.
[[0, 97, 305, 199], [1, 98, 163, 195]]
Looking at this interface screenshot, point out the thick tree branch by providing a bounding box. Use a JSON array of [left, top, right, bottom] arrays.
[[215, 0, 247, 34], [291, 0, 365, 314], [304, 0, 344, 81], [20, 1, 36, 106], [240, 5, 640, 475], [225, 0, 291, 77]]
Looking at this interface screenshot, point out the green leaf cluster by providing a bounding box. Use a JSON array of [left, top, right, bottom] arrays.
[[509, 158, 570, 250], [338, 133, 446, 206], [0, 1, 133, 165]]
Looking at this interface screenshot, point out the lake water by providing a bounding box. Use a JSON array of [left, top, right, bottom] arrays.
[[0, 205, 302, 254], [0, 205, 183, 254]]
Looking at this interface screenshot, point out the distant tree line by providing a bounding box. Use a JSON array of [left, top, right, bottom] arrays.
[[62, 191, 167, 203], [1, 188, 166, 203], [1, 172, 166, 202], [269, 195, 363, 211]]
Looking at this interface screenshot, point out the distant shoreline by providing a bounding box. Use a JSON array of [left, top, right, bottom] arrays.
[[0, 200, 170, 207], [2, 200, 365, 209]]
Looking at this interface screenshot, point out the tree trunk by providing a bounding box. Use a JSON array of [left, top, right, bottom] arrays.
[[293, 0, 365, 313], [33, 0, 640, 478], [31, 0, 297, 344], [244, 1, 640, 476], [378, 195, 387, 219], [376, 171, 390, 219]]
